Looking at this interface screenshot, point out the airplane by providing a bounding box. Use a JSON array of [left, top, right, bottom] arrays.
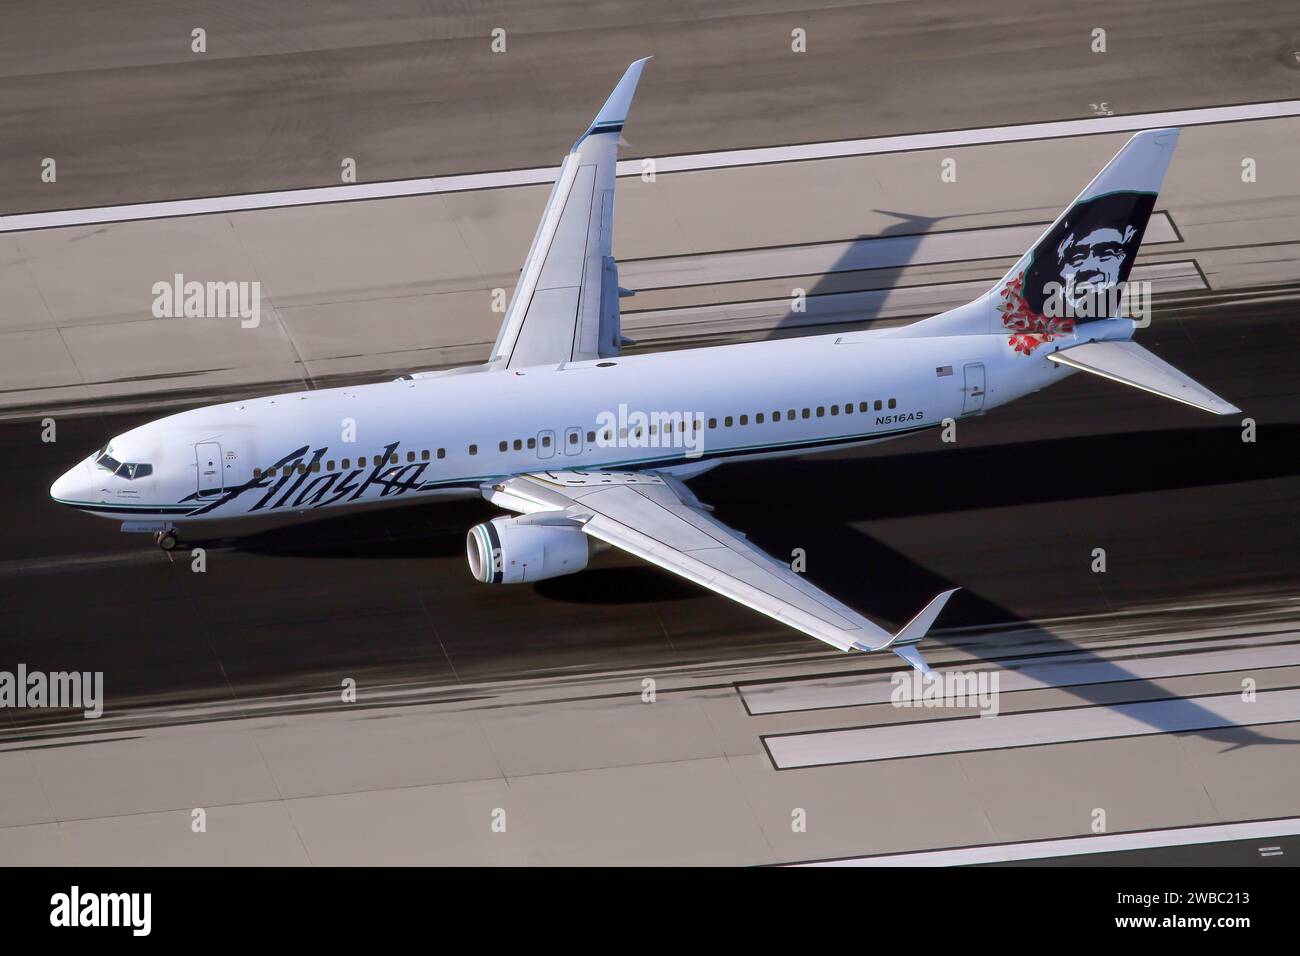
[[50, 58, 1240, 676]]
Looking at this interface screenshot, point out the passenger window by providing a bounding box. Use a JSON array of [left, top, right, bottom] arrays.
[[568, 433, 578, 445], [254, 468, 262, 478], [437, 448, 445, 459], [830, 405, 839, 415], [859, 401, 869, 413], [739, 415, 748, 426], [311, 462, 321, 473], [802, 408, 811, 419], [709, 418, 717, 429], [541, 435, 551, 448], [845, 402, 854, 414], [723, 416, 732, 427], [514, 439, 523, 451], [816, 406, 825, 417], [874, 400, 882, 411], [499, 440, 508, 452], [407, 451, 415, 463], [586, 431, 595, 443], [389, 454, 397, 465], [788, 409, 796, 419], [268, 468, 277, 477], [773, 411, 781, 422], [528, 437, 537, 449], [342, 458, 350, 470], [421, 450, 430, 461], [469, 444, 478, 455], [756, 413, 764, 424], [888, 398, 897, 409]]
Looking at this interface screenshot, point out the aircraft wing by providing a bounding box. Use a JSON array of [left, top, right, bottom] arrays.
[[483, 470, 957, 667], [487, 59, 649, 370]]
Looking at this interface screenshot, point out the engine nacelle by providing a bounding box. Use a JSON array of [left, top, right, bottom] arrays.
[[466, 516, 590, 584]]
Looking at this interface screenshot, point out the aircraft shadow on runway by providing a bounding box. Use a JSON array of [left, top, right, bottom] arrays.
[[760, 207, 1043, 340], [231, 422, 1300, 746]]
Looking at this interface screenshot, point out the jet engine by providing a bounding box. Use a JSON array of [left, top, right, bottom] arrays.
[[466, 516, 590, 584]]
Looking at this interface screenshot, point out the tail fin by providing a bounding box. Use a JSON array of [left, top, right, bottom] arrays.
[[996, 128, 1178, 321], [906, 128, 1240, 415], [910, 129, 1180, 347]]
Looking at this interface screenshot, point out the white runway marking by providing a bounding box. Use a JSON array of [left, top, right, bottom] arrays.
[[743, 638, 1300, 715], [793, 817, 1300, 866], [764, 688, 1300, 768], [2, 101, 1297, 233]]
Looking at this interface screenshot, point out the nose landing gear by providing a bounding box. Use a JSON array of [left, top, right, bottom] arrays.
[[154, 529, 180, 551]]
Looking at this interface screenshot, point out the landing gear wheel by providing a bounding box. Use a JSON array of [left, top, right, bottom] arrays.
[[155, 530, 179, 551]]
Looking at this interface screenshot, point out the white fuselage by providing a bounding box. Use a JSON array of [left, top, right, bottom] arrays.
[[50, 324, 1072, 530]]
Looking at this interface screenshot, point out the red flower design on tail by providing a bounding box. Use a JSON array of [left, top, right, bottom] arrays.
[[998, 272, 1074, 355]]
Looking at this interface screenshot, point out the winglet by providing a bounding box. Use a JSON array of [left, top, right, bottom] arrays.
[[893, 643, 934, 677], [886, 588, 960, 648], [579, 57, 652, 145], [878, 588, 959, 676]]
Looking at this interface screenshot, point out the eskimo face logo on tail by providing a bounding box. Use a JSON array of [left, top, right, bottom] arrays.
[[181, 442, 432, 516], [1001, 191, 1156, 354]]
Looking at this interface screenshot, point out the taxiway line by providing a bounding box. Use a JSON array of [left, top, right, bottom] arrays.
[[764, 688, 1300, 768], [2, 102, 1296, 233]]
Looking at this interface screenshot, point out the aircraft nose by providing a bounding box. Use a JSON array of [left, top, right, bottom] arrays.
[[50, 462, 88, 504]]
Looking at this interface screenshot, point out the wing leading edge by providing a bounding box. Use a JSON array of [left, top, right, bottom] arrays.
[[483, 470, 956, 671], [488, 58, 651, 371]]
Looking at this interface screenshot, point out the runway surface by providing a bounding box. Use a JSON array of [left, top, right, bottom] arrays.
[[1, 2, 1299, 866], [3, 276, 1299, 863], [3, 0, 1299, 213]]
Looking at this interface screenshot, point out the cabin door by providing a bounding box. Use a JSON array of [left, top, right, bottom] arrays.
[[195, 442, 224, 497], [962, 363, 986, 415]]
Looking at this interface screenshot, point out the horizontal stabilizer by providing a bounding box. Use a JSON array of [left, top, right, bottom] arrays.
[[1047, 340, 1240, 415]]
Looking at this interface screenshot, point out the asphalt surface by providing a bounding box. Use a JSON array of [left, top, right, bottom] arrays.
[[1, 0, 1298, 867], [3, 287, 1296, 719], [2, 0, 1299, 212]]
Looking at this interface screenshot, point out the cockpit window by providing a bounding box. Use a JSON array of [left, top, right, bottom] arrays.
[[95, 449, 151, 479], [95, 452, 121, 473]]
